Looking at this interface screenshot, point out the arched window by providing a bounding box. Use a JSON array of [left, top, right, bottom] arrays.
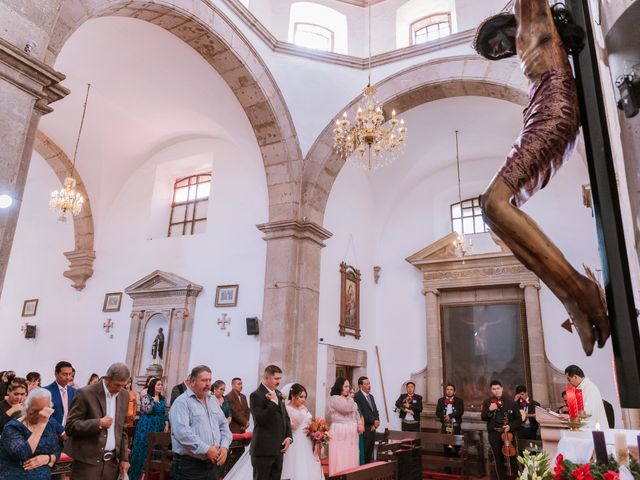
[[411, 13, 451, 44], [168, 173, 211, 237], [451, 197, 488, 235], [289, 2, 348, 54], [293, 22, 334, 51]]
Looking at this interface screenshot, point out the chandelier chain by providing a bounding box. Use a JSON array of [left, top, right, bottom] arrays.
[[455, 130, 462, 205], [71, 83, 92, 173]]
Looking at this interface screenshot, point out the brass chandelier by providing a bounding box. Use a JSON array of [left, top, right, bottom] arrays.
[[333, 4, 407, 170], [50, 84, 90, 221]]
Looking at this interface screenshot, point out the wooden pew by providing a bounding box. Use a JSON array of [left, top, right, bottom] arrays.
[[382, 429, 468, 479], [327, 461, 397, 480]]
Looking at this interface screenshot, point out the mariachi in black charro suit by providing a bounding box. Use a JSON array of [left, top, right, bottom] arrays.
[[435, 395, 464, 435], [249, 383, 292, 480], [481, 397, 522, 480], [395, 393, 423, 432]]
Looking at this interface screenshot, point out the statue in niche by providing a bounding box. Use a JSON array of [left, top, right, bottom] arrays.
[[151, 328, 165, 361]]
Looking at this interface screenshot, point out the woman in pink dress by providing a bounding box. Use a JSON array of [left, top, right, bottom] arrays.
[[328, 378, 362, 475]]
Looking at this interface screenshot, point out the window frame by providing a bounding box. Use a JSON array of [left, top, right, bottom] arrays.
[[410, 12, 452, 45], [293, 21, 335, 52], [168, 173, 211, 237], [450, 196, 489, 235]]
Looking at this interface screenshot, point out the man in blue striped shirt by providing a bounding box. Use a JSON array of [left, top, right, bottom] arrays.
[[169, 365, 232, 480]]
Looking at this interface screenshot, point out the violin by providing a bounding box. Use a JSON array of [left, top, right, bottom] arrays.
[[501, 414, 516, 457]]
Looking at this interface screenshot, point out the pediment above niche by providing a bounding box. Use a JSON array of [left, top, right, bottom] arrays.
[[125, 270, 203, 299], [405, 231, 511, 266]]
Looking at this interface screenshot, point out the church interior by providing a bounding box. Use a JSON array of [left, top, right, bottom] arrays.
[[1, 0, 640, 478]]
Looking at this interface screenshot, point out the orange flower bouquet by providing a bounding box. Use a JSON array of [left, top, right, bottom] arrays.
[[305, 417, 330, 447]]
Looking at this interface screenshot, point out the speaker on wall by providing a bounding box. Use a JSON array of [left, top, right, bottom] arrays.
[[24, 325, 37, 339], [246, 317, 259, 335]]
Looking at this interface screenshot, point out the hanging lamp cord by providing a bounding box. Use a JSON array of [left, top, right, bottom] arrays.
[[455, 130, 462, 204], [71, 84, 92, 175]]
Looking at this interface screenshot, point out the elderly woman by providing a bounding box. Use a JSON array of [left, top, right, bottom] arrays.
[[0, 379, 27, 434], [0, 388, 62, 480]]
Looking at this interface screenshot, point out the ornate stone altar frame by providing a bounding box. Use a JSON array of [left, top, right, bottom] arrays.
[[124, 270, 202, 394], [406, 232, 567, 415]]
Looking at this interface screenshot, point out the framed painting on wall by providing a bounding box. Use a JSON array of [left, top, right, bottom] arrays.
[[215, 285, 239, 307], [103, 292, 123, 312], [339, 262, 361, 339], [21, 299, 38, 317]]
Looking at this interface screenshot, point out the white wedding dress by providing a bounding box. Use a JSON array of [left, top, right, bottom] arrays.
[[223, 404, 324, 480]]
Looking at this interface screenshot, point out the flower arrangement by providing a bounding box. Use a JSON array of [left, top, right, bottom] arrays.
[[305, 417, 330, 447], [516, 450, 640, 480], [517, 449, 552, 480], [552, 454, 640, 480]]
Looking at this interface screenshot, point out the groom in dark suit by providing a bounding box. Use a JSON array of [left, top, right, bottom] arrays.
[[354, 376, 380, 464], [249, 365, 292, 480]]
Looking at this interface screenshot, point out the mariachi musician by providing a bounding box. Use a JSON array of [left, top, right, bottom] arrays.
[[481, 380, 522, 480], [514, 384, 540, 441], [435, 383, 464, 456], [395, 381, 423, 431]]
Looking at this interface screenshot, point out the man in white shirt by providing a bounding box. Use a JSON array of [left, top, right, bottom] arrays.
[[66, 362, 131, 480], [565, 364, 609, 428]]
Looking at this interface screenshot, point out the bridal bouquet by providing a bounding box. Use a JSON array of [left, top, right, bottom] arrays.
[[305, 417, 330, 447]]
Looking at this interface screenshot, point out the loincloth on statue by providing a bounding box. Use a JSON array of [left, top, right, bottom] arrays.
[[497, 68, 580, 207]]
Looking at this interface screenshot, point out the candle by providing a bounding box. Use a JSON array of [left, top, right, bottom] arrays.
[[615, 432, 629, 465], [565, 386, 578, 419], [593, 424, 608, 464], [575, 388, 584, 412]]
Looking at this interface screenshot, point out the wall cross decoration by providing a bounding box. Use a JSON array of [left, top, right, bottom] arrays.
[[103, 318, 114, 333], [217, 314, 231, 330]]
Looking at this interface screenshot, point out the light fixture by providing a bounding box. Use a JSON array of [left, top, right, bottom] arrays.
[[452, 130, 472, 262], [50, 84, 90, 222], [333, 4, 407, 170], [0, 194, 13, 209]]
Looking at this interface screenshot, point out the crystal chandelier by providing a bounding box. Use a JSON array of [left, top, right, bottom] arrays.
[[50, 84, 91, 222], [452, 130, 472, 262], [333, 4, 407, 170]]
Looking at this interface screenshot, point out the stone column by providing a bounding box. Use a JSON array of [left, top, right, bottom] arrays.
[[257, 220, 332, 408], [519, 281, 550, 405], [0, 36, 68, 297], [422, 287, 442, 404]]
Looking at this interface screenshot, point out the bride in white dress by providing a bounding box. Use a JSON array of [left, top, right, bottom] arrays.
[[223, 383, 325, 480]]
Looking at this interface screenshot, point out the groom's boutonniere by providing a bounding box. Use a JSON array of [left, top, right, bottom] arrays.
[[279, 392, 286, 401]]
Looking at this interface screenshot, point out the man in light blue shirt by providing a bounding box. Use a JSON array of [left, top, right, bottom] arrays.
[[169, 365, 232, 480]]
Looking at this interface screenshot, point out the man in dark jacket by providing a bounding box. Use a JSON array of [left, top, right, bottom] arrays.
[[395, 381, 423, 432], [354, 376, 380, 464]]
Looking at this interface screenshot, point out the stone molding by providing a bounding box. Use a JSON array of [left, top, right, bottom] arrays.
[[63, 249, 95, 291], [124, 270, 202, 396], [257, 219, 333, 247], [0, 37, 68, 115], [301, 55, 528, 224], [221, 0, 476, 69], [33, 130, 95, 290]]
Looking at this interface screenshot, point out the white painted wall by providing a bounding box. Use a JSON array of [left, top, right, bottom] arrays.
[[0, 17, 268, 393], [319, 96, 621, 428]]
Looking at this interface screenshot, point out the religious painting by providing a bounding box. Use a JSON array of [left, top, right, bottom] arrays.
[[215, 284, 239, 307], [441, 302, 530, 409], [339, 262, 361, 339], [21, 299, 38, 317], [102, 292, 123, 312]]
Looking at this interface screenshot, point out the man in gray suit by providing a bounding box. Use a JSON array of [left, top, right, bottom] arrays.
[[66, 363, 131, 480]]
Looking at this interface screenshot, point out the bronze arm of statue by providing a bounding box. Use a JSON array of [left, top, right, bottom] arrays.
[[473, 0, 609, 356]]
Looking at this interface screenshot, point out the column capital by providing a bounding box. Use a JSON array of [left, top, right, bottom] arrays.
[[257, 219, 333, 247], [422, 287, 441, 297], [519, 281, 541, 290], [63, 249, 96, 291], [0, 37, 68, 115]]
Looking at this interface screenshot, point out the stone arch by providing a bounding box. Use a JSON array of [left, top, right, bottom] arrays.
[[301, 55, 529, 224], [47, 0, 302, 222], [33, 130, 95, 291]]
